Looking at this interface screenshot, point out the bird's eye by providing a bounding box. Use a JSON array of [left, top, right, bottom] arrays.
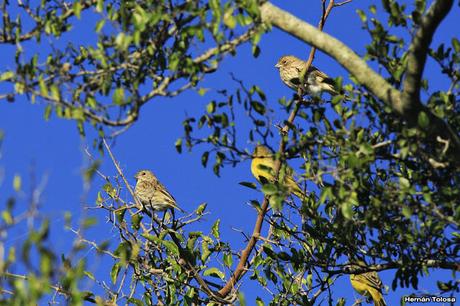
[[142, 172, 146, 175]]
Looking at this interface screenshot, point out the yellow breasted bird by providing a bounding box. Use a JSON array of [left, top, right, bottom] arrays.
[[251, 145, 306, 199], [350, 261, 386, 306]]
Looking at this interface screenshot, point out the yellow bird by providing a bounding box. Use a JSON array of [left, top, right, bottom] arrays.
[[251, 145, 306, 199], [350, 262, 386, 306]]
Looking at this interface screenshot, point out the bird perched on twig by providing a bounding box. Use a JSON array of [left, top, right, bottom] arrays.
[[350, 261, 387, 306], [134, 170, 184, 213], [251, 145, 306, 199], [275, 55, 338, 96]]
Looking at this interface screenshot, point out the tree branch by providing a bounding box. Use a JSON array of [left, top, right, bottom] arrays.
[[217, 2, 340, 297], [402, 0, 454, 104], [325, 259, 460, 275], [260, 1, 460, 164], [260, 2, 402, 112]]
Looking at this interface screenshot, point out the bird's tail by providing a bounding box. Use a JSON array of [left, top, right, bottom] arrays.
[[369, 288, 386, 306], [323, 84, 353, 101], [174, 204, 186, 213], [168, 202, 185, 213], [322, 83, 339, 96], [320, 77, 339, 96], [288, 177, 307, 200]]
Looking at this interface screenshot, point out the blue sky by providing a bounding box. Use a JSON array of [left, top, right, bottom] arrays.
[[1, 1, 459, 305]]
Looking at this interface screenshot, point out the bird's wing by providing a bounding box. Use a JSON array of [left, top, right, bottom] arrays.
[[156, 182, 177, 203], [308, 66, 334, 84], [293, 60, 306, 72], [308, 66, 329, 79], [355, 273, 383, 291], [308, 66, 338, 94], [156, 182, 186, 212]]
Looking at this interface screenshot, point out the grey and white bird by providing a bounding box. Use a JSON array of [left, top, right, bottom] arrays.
[[275, 55, 338, 96], [134, 169, 184, 213]]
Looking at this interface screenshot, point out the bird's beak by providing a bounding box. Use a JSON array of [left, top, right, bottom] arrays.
[[275, 63, 280, 68], [134, 174, 138, 179]]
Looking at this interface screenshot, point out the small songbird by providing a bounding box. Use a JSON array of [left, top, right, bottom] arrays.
[[251, 145, 306, 199], [350, 261, 387, 306], [134, 170, 184, 213], [275, 55, 338, 96]]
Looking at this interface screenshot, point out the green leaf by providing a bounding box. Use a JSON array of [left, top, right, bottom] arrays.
[[73, 2, 82, 19], [251, 101, 266, 115], [95, 19, 105, 33], [112, 87, 125, 105], [175, 138, 182, 153], [417, 111, 429, 128], [162, 240, 179, 256], [201, 151, 209, 167], [402, 206, 412, 218], [15, 82, 25, 94], [114, 241, 132, 262], [356, 9, 367, 22], [203, 267, 225, 280], [223, 7, 236, 29], [196, 202, 207, 215], [2, 210, 13, 225], [0, 71, 14, 81], [211, 219, 220, 239], [223, 252, 233, 268], [239, 181, 257, 189], [131, 214, 142, 230], [44, 105, 52, 121], [13, 174, 21, 192], [115, 32, 132, 50], [319, 187, 332, 204], [238, 293, 246, 306], [452, 38, 460, 52], [111, 263, 121, 284], [84, 271, 95, 280], [207, 101, 216, 114], [306, 273, 313, 288], [255, 297, 264, 306], [201, 240, 211, 262], [141, 233, 158, 243], [198, 88, 209, 96], [127, 298, 144, 306], [83, 217, 97, 229], [96, 0, 104, 12], [341, 201, 354, 220], [400, 177, 410, 189], [39, 77, 48, 97]]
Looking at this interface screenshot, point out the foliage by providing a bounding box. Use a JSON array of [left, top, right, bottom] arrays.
[[0, 0, 264, 138]]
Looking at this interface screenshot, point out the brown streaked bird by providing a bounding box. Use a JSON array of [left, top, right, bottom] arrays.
[[251, 145, 307, 199], [350, 261, 387, 306], [275, 55, 338, 96], [134, 170, 184, 213]]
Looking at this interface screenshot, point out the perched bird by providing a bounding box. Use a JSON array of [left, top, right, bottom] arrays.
[[275, 55, 338, 96], [251, 145, 306, 199], [350, 262, 386, 306], [134, 170, 184, 213]]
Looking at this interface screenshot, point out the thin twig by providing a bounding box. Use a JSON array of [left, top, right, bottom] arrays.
[[217, 1, 343, 298]]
